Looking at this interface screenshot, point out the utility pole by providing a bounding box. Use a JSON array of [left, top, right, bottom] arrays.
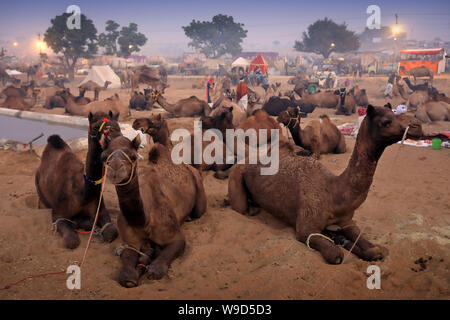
[[393, 14, 398, 63]]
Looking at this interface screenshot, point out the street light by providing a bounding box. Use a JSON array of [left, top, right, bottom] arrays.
[[13, 42, 18, 47]]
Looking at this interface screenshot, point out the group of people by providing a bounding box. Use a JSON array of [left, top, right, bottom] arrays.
[[205, 76, 249, 111]]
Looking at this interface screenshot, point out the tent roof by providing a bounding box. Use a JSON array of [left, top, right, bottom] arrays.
[[400, 48, 444, 55], [79, 65, 121, 89], [231, 57, 249, 67], [249, 54, 269, 74]]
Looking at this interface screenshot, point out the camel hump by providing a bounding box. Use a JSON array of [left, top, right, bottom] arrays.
[[319, 114, 330, 121], [47, 135, 67, 149]]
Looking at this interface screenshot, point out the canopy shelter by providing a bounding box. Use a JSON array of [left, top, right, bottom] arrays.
[[400, 48, 444, 55], [231, 57, 250, 68], [79, 65, 121, 89], [249, 54, 269, 75]]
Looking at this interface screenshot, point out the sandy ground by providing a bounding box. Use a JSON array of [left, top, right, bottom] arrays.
[[0, 75, 449, 299]]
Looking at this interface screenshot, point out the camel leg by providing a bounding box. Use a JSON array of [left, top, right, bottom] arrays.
[[117, 214, 144, 288], [186, 165, 207, 220], [335, 134, 346, 154], [52, 209, 80, 249], [310, 124, 321, 160], [340, 220, 384, 261], [295, 209, 343, 264], [95, 201, 119, 243], [228, 165, 249, 214], [147, 233, 185, 280]]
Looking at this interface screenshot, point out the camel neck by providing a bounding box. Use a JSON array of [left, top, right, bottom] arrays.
[[157, 96, 174, 112], [84, 136, 104, 196], [115, 173, 146, 227], [154, 123, 172, 148], [287, 119, 303, 147], [334, 119, 386, 212]]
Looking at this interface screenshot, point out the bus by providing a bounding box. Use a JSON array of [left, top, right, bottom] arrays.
[[399, 48, 446, 75]]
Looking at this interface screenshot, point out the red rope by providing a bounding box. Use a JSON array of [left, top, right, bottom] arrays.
[[0, 270, 66, 291]]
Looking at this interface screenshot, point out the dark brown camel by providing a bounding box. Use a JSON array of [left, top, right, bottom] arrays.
[[35, 112, 120, 249], [277, 107, 346, 159], [100, 136, 207, 287], [229, 105, 422, 264]]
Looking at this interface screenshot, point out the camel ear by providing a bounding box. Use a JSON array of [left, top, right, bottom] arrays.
[[384, 103, 392, 110], [366, 105, 376, 118], [132, 135, 141, 150]]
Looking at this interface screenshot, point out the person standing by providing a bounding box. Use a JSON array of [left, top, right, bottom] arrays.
[[206, 77, 215, 106], [384, 72, 396, 98], [236, 76, 248, 111]]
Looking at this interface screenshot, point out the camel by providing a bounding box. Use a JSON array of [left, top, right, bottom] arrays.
[[149, 90, 211, 117], [79, 80, 111, 101], [285, 91, 316, 114], [298, 90, 340, 109], [351, 86, 369, 107], [100, 135, 207, 287], [229, 105, 423, 264], [120, 68, 134, 89], [415, 101, 450, 123], [133, 110, 234, 177], [402, 77, 431, 92], [131, 65, 168, 95], [277, 107, 346, 159], [335, 88, 357, 116], [262, 82, 281, 104], [1, 86, 36, 111], [406, 90, 429, 111], [129, 91, 149, 111], [210, 95, 246, 126], [400, 66, 434, 84], [431, 92, 450, 104], [43, 88, 91, 109], [63, 92, 129, 120], [0, 66, 10, 86], [35, 112, 120, 249]]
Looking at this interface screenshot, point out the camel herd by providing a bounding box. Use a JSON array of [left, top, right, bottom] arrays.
[[0, 67, 447, 287], [28, 71, 432, 288]]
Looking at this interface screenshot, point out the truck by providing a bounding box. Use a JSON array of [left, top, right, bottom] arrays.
[[367, 60, 399, 76]]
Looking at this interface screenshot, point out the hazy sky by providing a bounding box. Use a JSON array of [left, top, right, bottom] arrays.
[[0, 0, 449, 56]]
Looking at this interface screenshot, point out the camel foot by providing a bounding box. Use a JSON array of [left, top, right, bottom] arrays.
[[62, 230, 80, 250], [146, 262, 168, 280], [322, 246, 344, 265], [360, 246, 384, 261], [101, 223, 119, 243], [119, 267, 139, 288]]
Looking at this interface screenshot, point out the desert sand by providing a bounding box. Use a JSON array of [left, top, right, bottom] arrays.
[[0, 75, 449, 299]]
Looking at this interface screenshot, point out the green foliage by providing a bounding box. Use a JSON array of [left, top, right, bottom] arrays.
[[44, 12, 98, 75], [117, 23, 147, 58], [182, 14, 247, 58], [98, 20, 120, 55], [294, 18, 360, 58]]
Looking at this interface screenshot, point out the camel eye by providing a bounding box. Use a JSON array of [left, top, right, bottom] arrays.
[[382, 120, 392, 127]]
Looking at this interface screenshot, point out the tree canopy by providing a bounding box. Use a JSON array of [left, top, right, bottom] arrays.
[[116, 23, 147, 58], [182, 14, 247, 58], [44, 12, 98, 79], [98, 20, 120, 55], [294, 18, 360, 58]]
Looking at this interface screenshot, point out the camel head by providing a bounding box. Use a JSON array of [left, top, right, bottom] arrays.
[[361, 104, 423, 146], [88, 111, 122, 148], [276, 107, 307, 126], [101, 135, 140, 186], [201, 106, 234, 132], [132, 114, 164, 137], [104, 80, 112, 89]]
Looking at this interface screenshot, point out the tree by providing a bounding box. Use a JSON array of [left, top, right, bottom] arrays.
[[98, 20, 120, 55], [44, 13, 97, 80], [117, 23, 147, 58], [182, 14, 247, 58], [294, 18, 359, 58]]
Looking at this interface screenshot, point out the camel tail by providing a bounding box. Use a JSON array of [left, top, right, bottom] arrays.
[[47, 135, 66, 149]]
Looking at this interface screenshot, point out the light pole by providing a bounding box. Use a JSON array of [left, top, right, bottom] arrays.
[[392, 14, 399, 63]]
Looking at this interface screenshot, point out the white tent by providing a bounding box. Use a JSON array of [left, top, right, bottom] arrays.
[[6, 69, 23, 76], [79, 65, 121, 89], [231, 57, 249, 68]]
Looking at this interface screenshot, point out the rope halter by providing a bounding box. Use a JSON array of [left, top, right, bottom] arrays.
[[104, 149, 137, 186]]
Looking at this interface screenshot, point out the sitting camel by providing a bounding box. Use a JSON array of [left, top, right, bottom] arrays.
[[79, 80, 111, 101], [229, 105, 423, 264], [277, 107, 346, 159], [35, 112, 120, 249], [210, 95, 246, 126], [298, 90, 340, 110], [1, 85, 37, 111], [415, 101, 450, 123], [400, 66, 433, 84], [149, 90, 211, 117], [100, 135, 207, 287], [63, 91, 130, 120], [44, 88, 90, 109]]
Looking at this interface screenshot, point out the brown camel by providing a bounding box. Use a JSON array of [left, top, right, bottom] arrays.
[[407, 90, 429, 111], [101, 135, 207, 287], [131, 65, 168, 95], [299, 90, 340, 109], [35, 112, 120, 249], [79, 80, 111, 101], [228, 105, 423, 264], [415, 101, 450, 123], [400, 66, 434, 84], [335, 89, 357, 116], [351, 86, 369, 107], [149, 90, 211, 117], [120, 68, 134, 89], [210, 95, 246, 126], [277, 107, 346, 159], [1, 85, 36, 111], [43, 88, 90, 109], [63, 92, 129, 120]]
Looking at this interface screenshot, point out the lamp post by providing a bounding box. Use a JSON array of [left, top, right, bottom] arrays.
[[392, 14, 399, 63]]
